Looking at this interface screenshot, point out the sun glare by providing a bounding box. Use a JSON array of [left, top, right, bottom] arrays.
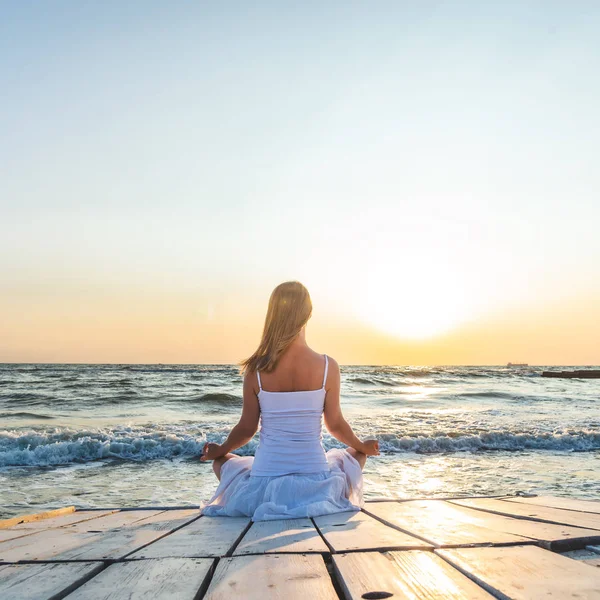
[[357, 291, 466, 339], [352, 270, 474, 340]]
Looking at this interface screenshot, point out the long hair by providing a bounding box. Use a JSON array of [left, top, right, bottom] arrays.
[[241, 281, 312, 374]]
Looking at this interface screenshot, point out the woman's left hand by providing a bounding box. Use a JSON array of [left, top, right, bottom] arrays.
[[200, 442, 224, 462]]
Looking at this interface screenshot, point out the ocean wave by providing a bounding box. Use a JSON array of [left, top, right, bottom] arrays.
[[1, 393, 53, 406], [1, 426, 598, 468], [376, 430, 600, 454], [0, 428, 212, 467], [191, 393, 241, 404], [452, 391, 520, 400], [348, 377, 398, 386], [0, 412, 55, 420]]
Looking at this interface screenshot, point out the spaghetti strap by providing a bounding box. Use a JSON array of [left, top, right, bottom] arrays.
[[256, 370, 262, 391], [322, 354, 329, 389]]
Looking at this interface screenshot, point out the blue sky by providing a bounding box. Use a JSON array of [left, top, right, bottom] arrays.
[[1, 1, 599, 362]]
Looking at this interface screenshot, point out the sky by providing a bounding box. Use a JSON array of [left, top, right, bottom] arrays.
[[1, 1, 599, 365]]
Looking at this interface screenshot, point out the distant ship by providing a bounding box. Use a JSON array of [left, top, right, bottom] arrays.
[[507, 362, 528, 367]]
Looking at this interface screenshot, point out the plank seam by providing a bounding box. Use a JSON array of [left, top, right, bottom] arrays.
[[193, 557, 218, 600], [118, 512, 204, 561], [360, 507, 439, 547], [323, 553, 347, 600], [501, 497, 600, 516], [310, 516, 336, 554], [446, 500, 600, 532], [49, 561, 109, 600], [434, 549, 513, 600], [224, 519, 254, 557]]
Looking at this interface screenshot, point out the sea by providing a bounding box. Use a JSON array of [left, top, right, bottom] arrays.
[[1, 364, 599, 519]]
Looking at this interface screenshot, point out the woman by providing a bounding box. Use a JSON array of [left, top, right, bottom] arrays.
[[200, 281, 379, 520]]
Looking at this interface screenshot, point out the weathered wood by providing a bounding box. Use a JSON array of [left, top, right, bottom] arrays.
[[0, 528, 100, 563], [0, 510, 167, 561], [504, 495, 600, 515], [451, 498, 600, 531], [65, 509, 166, 533], [367, 499, 600, 549], [0, 561, 103, 599], [65, 558, 214, 600], [234, 518, 328, 555], [59, 509, 201, 561], [0, 509, 199, 562], [0, 506, 76, 530], [130, 516, 249, 558], [333, 550, 494, 599], [204, 554, 337, 600], [4, 511, 119, 532], [437, 545, 600, 599], [0, 529, 40, 544], [313, 510, 430, 552], [365, 501, 530, 547]]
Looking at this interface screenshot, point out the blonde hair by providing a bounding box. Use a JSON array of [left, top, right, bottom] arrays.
[[241, 281, 312, 374]]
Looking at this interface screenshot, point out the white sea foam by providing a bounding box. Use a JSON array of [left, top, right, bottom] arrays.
[[1, 364, 599, 516], [1, 425, 599, 467]]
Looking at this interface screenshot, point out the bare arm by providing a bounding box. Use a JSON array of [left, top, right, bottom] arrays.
[[200, 371, 260, 461], [323, 358, 378, 455]]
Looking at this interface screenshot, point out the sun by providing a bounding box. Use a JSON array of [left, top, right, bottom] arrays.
[[352, 270, 473, 340]]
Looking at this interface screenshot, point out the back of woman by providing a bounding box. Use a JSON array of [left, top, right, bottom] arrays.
[[252, 349, 330, 476], [200, 281, 379, 521]]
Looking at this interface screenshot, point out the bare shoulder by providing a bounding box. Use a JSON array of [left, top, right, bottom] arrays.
[[243, 370, 259, 393], [325, 355, 340, 387], [326, 355, 340, 372]]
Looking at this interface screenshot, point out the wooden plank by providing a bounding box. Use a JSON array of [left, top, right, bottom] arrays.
[[0, 507, 76, 529], [451, 498, 600, 531], [0, 529, 40, 544], [55, 509, 201, 561], [204, 554, 337, 600], [6, 510, 119, 531], [437, 545, 600, 599], [0, 561, 103, 599], [367, 500, 600, 549], [0, 510, 199, 562], [504, 495, 600, 515], [333, 550, 494, 599], [313, 510, 430, 552], [0, 510, 166, 562], [365, 501, 530, 547], [65, 558, 214, 600], [234, 518, 328, 555], [129, 516, 249, 559], [0, 528, 101, 563], [65, 509, 166, 533]]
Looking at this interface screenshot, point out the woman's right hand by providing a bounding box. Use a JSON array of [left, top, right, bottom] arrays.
[[361, 439, 380, 456], [200, 442, 224, 462]]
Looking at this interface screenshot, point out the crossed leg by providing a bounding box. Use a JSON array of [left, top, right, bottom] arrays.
[[212, 453, 238, 481], [213, 448, 367, 481], [345, 447, 367, 470]]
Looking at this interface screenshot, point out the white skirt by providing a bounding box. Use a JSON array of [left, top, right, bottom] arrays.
[[201, 448, 363, 521]]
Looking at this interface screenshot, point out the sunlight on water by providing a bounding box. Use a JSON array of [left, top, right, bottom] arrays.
[[0, 364, 599, 517]]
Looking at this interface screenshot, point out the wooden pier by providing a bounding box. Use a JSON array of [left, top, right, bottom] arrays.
[[1, 495, 600, 599]]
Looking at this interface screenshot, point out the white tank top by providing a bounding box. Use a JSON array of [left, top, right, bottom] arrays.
[[251, 355, 330, 477]]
